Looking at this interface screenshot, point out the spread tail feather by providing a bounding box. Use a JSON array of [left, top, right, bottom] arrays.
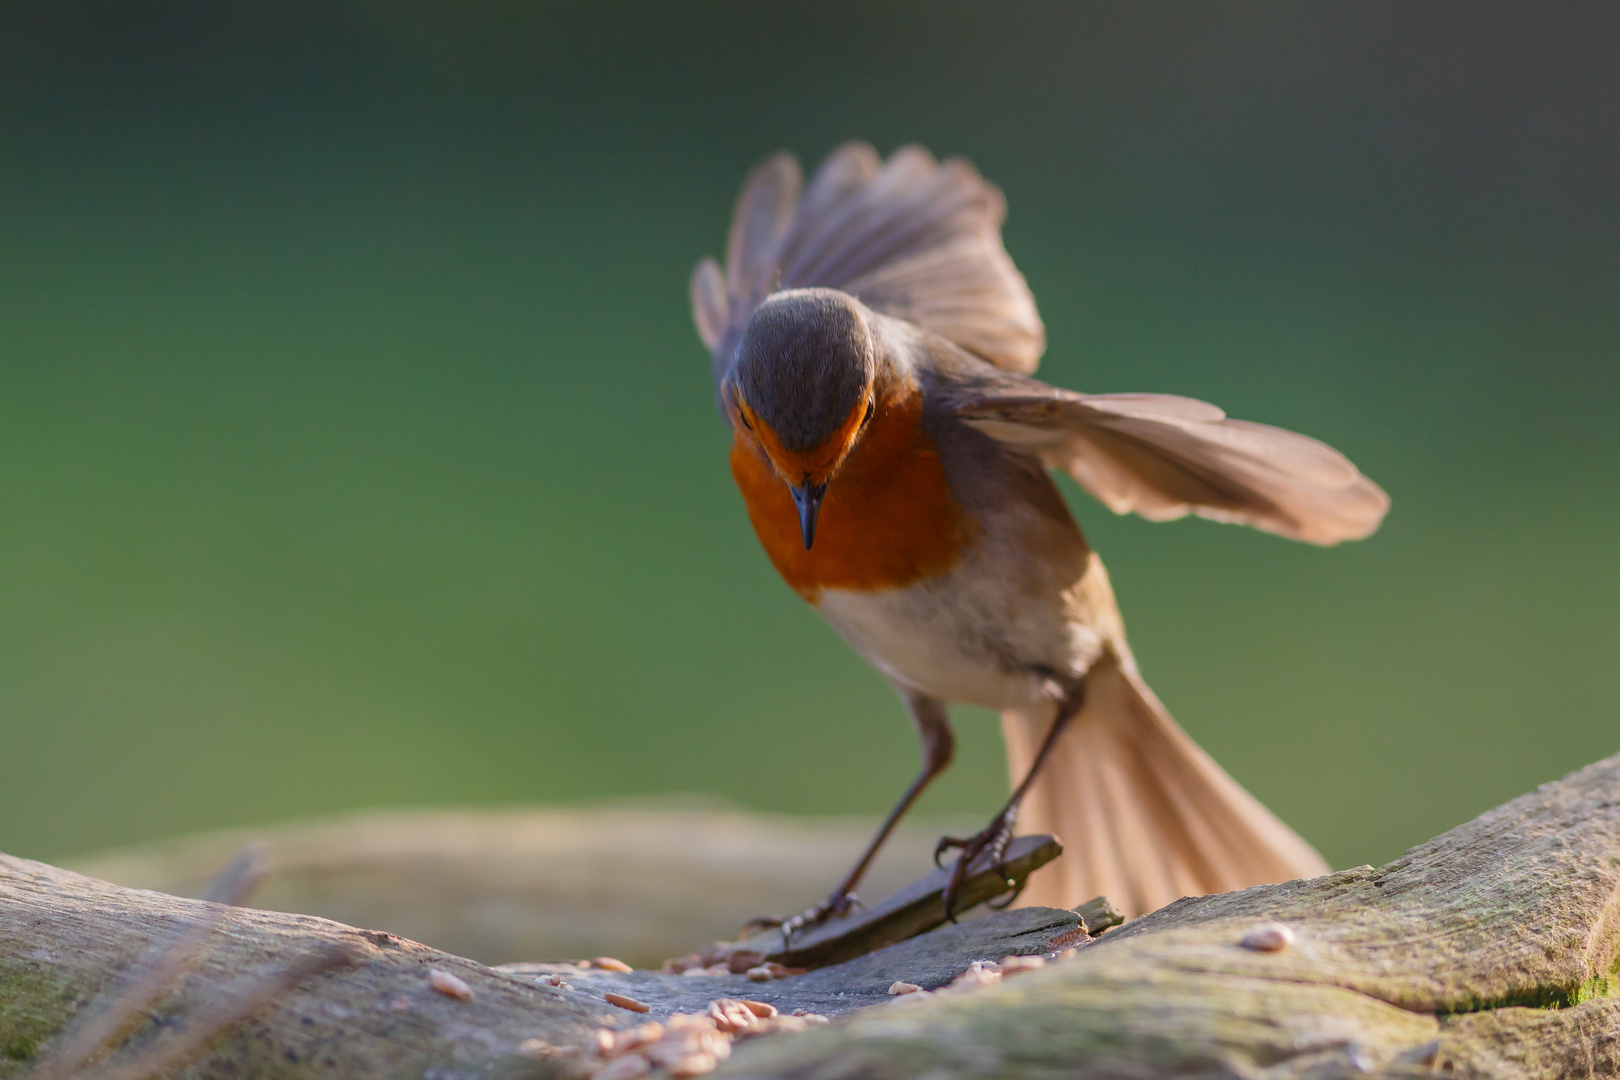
[[1002, 650, 1329, 919]]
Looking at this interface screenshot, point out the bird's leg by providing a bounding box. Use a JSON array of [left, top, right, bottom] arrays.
[[935, 683, 1085, 920], [753, 695, 955, 943]]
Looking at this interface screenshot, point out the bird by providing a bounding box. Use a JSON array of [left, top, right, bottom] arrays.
[[689, 142, 1388, 930]]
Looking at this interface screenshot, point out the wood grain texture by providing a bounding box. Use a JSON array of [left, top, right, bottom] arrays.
[[66, 805, 968, 969], [0, 852, 622, 1078], [719, 754, 1620, 1079], [4, 754, 1619, 1079]]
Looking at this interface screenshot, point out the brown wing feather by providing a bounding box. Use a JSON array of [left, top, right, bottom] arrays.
[[691, 142, 1045, 386], [725, 153, 801, 308], [955, 387, 1389, 546]]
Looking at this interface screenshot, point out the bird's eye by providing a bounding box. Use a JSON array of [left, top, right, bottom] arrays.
[[861, 398, 875, 426], [737, 407, 753, 431]]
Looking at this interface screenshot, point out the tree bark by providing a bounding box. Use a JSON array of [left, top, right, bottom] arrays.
[[722, 753, 1620, 1079], [4, 754, 1619, 1079], [64, 806, 967, 970]]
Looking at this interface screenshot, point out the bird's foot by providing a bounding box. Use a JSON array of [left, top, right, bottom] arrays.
[[746, 889, 862, 947], [934, 808, 1019, 921]]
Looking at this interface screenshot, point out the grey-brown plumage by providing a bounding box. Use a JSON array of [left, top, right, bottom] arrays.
[[732, 290, 876, 454], [692, 142, 1388, 921], [692, 144, 1044, 384]]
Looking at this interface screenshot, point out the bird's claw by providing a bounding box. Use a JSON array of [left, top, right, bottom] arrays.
[[769, 890, 861, 947], [935, 810, 1019, 921], [986, 877, 1028, 910]]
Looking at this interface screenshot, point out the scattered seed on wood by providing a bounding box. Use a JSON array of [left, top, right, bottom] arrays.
[[706, 998, 758, 1035], [666, 1013, 719, 1032], [592, 1028, 617, 1056], [604, 992, 651, 1013], [1239, 922, 1296, 952], [751, 1012, 834, 1030], [605, 1023, 665, 1057], [949, 961, 1002, 989], [888, 990, 934, 1006], [666, 1052, 718, 1078], [592, 1054, 651, 1080], [662, 951, 704, 974], [645, 1028, 730, 1070], [429, 970, 473, 1000], [1046, 926, 1091, 951], [663, 941, 755, 975], [515, 1038, 569, 1061], [739, 998, 776, 1018], [592, 956, 634, 973], [726, 950, 766, 974], [1053, 948, 1080, 962], [1000, 955, 1046, 977], [888, 981, 923, 995], [745, 961, 803, 982], [790, 1009, 829, 1023], [540, 973, 572, 990], [693, 1032, 732, 1059]]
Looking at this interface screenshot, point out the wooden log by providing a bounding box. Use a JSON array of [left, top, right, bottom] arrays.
[[719, 753, 1620, 1079], [2, 754, 1619, 1079], [499, 905, 1085, 1021], [64, 805, 968, 969], [0, 852, 631, 1078]]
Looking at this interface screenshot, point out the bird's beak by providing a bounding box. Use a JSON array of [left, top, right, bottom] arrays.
[[789, 481, 827, 550]]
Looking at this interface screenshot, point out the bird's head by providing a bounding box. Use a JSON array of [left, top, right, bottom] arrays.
[[726, 288, 879, 549]]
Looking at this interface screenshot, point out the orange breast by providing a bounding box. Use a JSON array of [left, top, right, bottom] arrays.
[[729, 393, 973, 601]]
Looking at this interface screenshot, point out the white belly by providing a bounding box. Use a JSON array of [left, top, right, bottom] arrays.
[[802, 435, 1119, 711], [814, 557, 1108, 711]]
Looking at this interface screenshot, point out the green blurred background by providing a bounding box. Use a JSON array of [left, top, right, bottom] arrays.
[[1, 2, 1615, 871]]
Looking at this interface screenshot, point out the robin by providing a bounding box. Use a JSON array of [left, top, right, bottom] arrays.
[[689, 143, 1388, 931]]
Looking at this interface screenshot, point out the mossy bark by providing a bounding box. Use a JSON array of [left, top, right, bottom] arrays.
[[721, 754, 1620, 1079], [4, 754, 1620, 1079], [65, 806, 965, 969]]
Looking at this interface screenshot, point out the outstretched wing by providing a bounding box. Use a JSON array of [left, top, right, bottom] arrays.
[[948, 376, 1389, 545], [691, 143, 1045, 387]]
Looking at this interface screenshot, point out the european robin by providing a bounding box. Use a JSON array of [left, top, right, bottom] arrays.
[[690, 143, 1388, 930]]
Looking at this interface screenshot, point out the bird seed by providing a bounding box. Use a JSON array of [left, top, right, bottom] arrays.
[[429, 969, 473, 1000], [1239, 922, 1295, 952]]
